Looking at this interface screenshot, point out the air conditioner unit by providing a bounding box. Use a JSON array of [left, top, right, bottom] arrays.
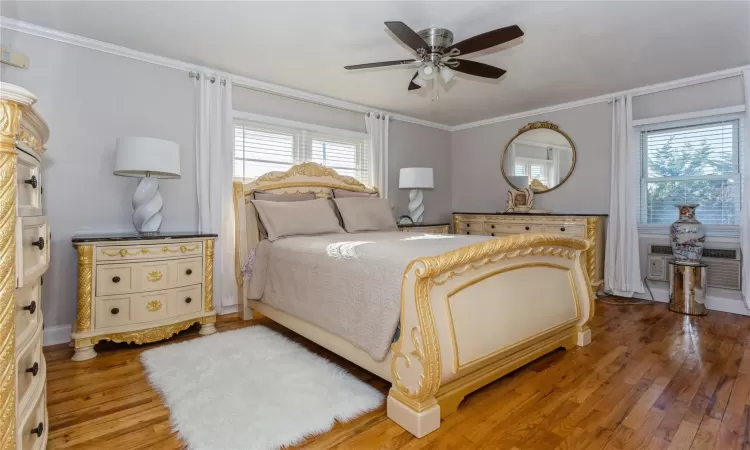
[[646, 244, 742, 290]]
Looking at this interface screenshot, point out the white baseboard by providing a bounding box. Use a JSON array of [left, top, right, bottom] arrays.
[[634, 283, 750, 316], [43, 324, 72, 347], [219, 304, 239, 315]]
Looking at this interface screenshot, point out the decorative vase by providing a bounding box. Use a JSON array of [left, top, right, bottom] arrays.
[[669, 204, 706, 264]]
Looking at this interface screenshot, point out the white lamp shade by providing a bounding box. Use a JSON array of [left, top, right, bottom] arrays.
[[508, 175, 529, 189], [440, 66, 456, 83], [114, 137, 181, 178], [399, 167, 434, 189]]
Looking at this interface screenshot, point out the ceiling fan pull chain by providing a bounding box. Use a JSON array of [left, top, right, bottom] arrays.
[[432, 79, 439, 102]]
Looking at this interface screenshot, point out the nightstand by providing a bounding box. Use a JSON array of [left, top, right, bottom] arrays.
[[70, 232, 218, 361], [397, 223, 451, 234]]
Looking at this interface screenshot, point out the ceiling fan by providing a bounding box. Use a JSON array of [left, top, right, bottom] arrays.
[[345, 21, 524, 100]]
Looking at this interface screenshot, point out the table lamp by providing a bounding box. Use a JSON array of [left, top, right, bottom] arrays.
[[114, 137, 181, 233], [399, 167, 434, 223]]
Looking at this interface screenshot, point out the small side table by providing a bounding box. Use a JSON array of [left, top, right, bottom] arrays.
[[668, 259, 707, 316], [397, 223, 451, 234]]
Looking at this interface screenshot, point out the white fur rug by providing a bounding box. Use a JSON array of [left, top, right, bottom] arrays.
[[141, 326, 384, 450]]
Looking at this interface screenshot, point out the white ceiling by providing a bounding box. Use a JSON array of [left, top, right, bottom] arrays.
[[3, 1, 749, 126]]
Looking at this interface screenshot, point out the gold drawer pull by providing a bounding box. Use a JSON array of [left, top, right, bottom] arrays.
[[147, 300, 162, 312], [147, 271, 162, 282]]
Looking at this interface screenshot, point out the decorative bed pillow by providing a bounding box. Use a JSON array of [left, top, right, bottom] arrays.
[[333, 197, 398, 232], [252, 191, 316, 239], [251, 198, 345, 241], [332, 189, 378, 198]]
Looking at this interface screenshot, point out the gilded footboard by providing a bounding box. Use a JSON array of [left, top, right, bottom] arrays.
[[387, 234, 593, 437]]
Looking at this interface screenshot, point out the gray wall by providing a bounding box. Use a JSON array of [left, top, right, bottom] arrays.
[[451, 102, 613, 214], [632, 76, 744, 120], [1, 29, 198, 328], [388, 121, 452, 224]]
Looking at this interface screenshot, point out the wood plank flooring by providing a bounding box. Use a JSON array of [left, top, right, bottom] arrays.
[[44, 298, 750, 449]]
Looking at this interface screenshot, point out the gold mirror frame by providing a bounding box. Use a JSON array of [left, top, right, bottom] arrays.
[[500, 121, 577, 194]]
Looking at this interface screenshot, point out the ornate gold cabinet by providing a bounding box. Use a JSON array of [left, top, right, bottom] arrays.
[[453, 213, 607, 288], [70, 234, 218, 361], [1, 83, 50, 449]]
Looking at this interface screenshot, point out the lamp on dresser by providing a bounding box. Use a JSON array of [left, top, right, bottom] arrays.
[[399, 167, 433, 223], [114, 137, 181, 233]]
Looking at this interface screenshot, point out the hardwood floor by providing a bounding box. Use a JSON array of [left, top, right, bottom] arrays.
[[45, 298, 750, 449]]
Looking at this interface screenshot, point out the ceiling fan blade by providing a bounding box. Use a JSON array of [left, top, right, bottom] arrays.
[[408, 72, 422, 90], [344, 60, 417, 70], [450, 59, 507, 79], [385, 21, 428, 52], [446, 25, 524, 56]]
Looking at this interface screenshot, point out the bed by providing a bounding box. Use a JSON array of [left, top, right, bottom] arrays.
[[232, 162, 594, 438]]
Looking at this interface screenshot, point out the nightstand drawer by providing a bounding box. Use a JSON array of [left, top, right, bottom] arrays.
[[97, 264, 135, 296], [176, 258, 203, 287], [17, 149, 42, 217], [96, 296, 132, 329], [16, 215, 49, 288], [131, 291, 170, 323], [15, 277, 41, 349], [172, 284, 202, 316], [138, 261, 171, 292], [98, 242, 203, 261]]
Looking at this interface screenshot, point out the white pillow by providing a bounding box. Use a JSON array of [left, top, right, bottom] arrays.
[[251, 198, 345, 241], [334, 197, 398, 232]]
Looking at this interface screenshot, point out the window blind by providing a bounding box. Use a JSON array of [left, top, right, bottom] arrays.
[[234, 122, 369, 184], [638, 117, 743, 226]]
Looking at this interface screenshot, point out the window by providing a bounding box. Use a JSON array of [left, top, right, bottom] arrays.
[[234, 120, 369, 184], [638, 118, 742, 226], [514, 158, 551, 188]]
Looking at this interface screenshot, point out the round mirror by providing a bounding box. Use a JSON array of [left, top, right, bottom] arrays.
[[501, 122, 576, 193]]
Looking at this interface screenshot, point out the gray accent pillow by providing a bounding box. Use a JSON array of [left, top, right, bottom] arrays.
[[251, 198, 345, 241], [332, 189, 378, 198], [252, 191, 316, 239], [334, 197, 398, 232]]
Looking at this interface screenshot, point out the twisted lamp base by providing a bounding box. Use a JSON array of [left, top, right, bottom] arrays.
[[132, 177, 163, 233], [408, 189, 425, 223]]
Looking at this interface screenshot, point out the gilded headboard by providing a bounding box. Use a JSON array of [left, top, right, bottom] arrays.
[[232, 162, 379, 290]]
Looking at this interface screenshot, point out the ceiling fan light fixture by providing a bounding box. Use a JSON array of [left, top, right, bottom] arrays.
[[418, 63, 437, 80], [440, 66, 456, 83]]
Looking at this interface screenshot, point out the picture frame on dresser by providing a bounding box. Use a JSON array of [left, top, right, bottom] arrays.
[[70, 232, 218, 361], [1, 83, 51, 450]]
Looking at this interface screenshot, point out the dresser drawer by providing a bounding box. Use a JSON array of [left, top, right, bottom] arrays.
[[172, 284, 202, 316], [137, 260, 172, 292], [15, 277, 41, 349], [16, 149, 42, 217], [542, 224, 585, 237], [16, 215, 49, 288], [17, 387, 47, 450], [98, 241, 203, 262], [96, 296, 132, 329], [16, 326, 44, 413], [458, 229, 487, 236], [486, 223, 543, 234]]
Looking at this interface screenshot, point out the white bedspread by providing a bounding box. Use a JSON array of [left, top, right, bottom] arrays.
[[257, 231, 492, 361]]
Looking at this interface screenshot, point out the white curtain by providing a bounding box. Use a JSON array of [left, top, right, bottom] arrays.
[[604, 95, 644, 296], [365, 112, 390, 197], [195, 73, 236, 312], [550, 148, 561, 186], [741, 69, 750, 308]]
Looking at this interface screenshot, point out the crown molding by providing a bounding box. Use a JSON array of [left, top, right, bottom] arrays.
[[0, 16, 452, 131], [451, 64, 750, 131]]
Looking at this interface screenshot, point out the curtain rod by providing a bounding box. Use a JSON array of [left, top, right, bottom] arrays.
[[188, 71, 226, 86]]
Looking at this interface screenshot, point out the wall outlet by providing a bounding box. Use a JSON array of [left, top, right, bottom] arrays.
[[1, 48, 29, 69]]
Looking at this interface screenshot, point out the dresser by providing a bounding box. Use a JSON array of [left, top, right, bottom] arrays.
[[397, 223, 451, 234], [70, 233, 218, 361], [453, 213, 607, 289], [1, 83, 50, 449]]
